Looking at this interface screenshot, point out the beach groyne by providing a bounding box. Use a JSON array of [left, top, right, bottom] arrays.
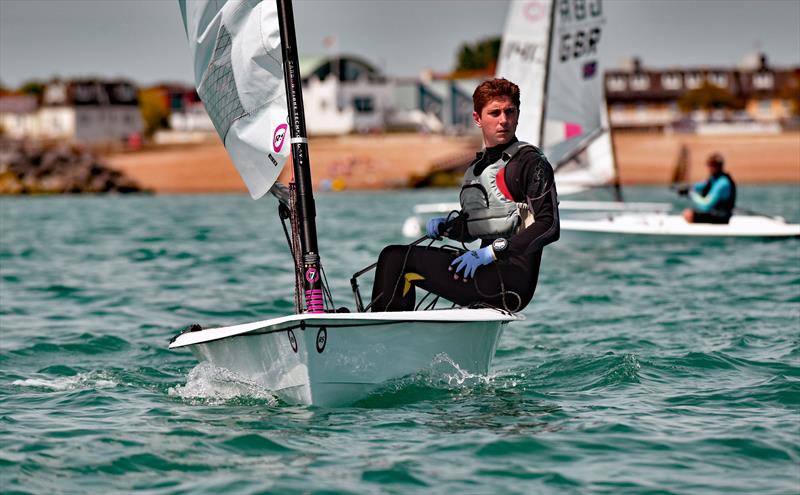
[[0, 141, 146, 195]]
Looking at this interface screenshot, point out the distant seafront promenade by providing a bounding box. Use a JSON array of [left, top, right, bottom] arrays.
[[105, 131, 800, 193]]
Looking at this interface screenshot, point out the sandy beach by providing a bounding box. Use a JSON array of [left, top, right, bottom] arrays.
[[106, 131, 800, 193]]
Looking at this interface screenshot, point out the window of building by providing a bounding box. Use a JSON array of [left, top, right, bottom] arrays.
[[113, 85, 136, 102], [661, 73, 682, 90], [685, 72, 703, 89], [75, 85, 94, 102], [353, 96, 374, 113], [709, 72, 728, 88], [606, 76, 627, 92], [753, 72, 774, 89], [170, 94, 184, 111], [631, 74, 650, 91], [342, 60, 370, 82]]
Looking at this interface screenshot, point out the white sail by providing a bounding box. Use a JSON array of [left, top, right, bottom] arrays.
[[496, 0, 615, 191], [495, 0, 552, 143], [179, 0, 289, 199]]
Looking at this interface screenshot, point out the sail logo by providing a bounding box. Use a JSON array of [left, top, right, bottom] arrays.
[[305, 267, 319, 284], [523, 1, 546, 22], [501, 41, 541, 63], [316, 327, 327, 353], [583, 61, 597, 79], [273, 124, 288, 153]]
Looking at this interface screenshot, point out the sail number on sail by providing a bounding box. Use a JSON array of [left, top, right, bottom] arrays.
[[556, 0, 604, 63]]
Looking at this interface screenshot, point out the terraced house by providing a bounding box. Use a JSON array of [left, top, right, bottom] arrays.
[[605, 54, 799, 133]]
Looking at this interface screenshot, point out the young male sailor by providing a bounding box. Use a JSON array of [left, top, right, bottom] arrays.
[[370, 78, 559, 312], [679, 152, 737, 224]]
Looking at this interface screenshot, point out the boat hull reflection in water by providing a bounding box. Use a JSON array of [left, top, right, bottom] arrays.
[[170, 309, 517, 406]]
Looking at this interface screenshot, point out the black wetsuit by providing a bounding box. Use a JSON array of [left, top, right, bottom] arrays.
[[370, 138, 560, 312]]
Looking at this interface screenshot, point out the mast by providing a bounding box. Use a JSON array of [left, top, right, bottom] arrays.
[[605, 100, 624, 202], [537, 0, 558, 148], [276, 0, 324, 314]]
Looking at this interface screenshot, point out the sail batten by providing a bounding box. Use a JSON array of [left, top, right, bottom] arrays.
[[179, 0, 289, 199]]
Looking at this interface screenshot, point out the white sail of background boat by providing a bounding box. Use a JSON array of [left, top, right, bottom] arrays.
[[496, 0, 618, 196], [169, 0, 520, 407]]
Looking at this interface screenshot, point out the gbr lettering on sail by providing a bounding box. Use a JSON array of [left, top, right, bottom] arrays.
[[557, 0, 604, 63]]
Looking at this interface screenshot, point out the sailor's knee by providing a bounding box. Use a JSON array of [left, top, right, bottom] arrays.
[[378, 244, 407, 263]]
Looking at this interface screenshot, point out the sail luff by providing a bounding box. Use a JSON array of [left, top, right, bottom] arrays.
[[538, 0, 557, 148], [276, 0, 324, 314]]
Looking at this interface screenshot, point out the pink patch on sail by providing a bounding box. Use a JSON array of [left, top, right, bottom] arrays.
[[565, 123, 583, 139]]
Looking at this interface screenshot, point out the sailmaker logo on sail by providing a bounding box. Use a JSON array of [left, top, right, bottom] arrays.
[[273, 124, 288, 153]]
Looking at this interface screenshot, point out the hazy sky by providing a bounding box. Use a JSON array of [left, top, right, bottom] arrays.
[[1, 0, 798, 88]]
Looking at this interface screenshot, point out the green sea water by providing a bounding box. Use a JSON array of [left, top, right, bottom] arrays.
[[1, 186, 799, 494]]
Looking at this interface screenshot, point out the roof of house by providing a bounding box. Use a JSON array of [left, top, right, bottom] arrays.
[[0, 95, 38, 114], [299, 54, 386, 83], [42, 79, 139, 107]]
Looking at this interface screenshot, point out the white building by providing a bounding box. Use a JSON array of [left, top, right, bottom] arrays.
[[389, 77, 482, 135], [300, 55, 393, 135], [37, 79, 144, 143], [298, 55, 483, 135], [0, 95, 41, 139]]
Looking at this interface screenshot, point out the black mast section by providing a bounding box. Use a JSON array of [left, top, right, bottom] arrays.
[[277, 0, 324, 313]]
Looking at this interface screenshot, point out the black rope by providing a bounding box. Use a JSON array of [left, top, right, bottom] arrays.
[[471, 264, 522, 313], [289, 183, 304, 313], [279, 205, 294, 258], [423, 295, 441, 311]]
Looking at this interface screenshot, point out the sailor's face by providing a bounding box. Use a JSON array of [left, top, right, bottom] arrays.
[[474, 96, 519, 148]]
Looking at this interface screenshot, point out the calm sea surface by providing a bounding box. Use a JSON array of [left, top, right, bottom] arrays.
[[1, 186, 799, 494]]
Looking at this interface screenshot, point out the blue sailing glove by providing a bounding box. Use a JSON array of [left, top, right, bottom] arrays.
[[426, 216, 447, 239], [450, 246, 494, 279]]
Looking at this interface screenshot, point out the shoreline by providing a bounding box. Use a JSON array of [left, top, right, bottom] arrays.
[[104, 131, 800, 194]]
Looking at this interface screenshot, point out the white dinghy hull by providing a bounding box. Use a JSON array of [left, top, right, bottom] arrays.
[[562, 214, 800, 239], [170, 309, 519, 406]]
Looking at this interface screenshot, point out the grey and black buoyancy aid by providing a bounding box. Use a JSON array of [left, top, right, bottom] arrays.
[[459, 141, 534, 239]]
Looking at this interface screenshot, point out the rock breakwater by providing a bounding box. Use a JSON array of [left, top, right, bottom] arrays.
[[0, 140, 145, 194]]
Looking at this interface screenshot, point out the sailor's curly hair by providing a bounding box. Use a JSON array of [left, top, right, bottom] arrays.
[[472, 78, 520, 114]]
